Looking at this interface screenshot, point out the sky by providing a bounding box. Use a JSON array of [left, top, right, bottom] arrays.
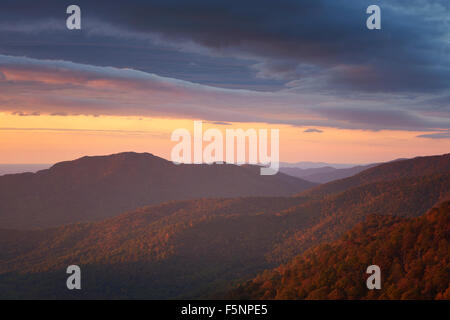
[[0, 0, 449, 164]]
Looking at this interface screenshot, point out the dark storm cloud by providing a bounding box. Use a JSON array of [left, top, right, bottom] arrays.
[[0, 1, 449, 131], [95, 0, 448, 93], [0, 0, 449, 94]]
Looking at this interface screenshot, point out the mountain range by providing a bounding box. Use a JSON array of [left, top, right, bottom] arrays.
[[0, 152, 315, 229], [280, 163, 379, 183], [0, 164, 51, 176], [279, 161, 359, 169], [0, 153, 448, 299]]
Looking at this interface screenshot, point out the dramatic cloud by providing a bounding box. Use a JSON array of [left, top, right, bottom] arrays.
[[0, 1, 449, 132], [1, 54, 449, 131], [1, 0, 449, 94]]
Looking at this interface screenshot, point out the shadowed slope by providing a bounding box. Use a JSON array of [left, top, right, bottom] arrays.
[[0, 152, 316, 229], [0, 153, 448, 299], [299, 154, 450, 198], [0, 172, 448, 299]]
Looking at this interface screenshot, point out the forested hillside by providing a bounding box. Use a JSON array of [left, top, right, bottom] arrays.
[[230, 200, 450, 300], [301, 154, 450, 198], [0, 153, 448, 299], [0, 152, 315, 229], [0, 173, 448, 299]]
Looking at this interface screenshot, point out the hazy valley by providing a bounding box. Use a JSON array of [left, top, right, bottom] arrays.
[[0, 153, 448, 299]]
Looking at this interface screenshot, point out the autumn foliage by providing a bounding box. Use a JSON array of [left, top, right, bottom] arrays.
[[230, 200, 450, 300], [0, 153, 448, 299]]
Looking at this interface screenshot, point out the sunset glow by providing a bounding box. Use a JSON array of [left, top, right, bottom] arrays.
[[1, 112, 448, 164]]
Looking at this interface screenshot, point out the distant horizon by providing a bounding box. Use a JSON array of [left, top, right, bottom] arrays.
[[1, 1, 449, 165], [1, 151, 448, 175], [3, 150, 449, 165], [1, 1, 448, 169]]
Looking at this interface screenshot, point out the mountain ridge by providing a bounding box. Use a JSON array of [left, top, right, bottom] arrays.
[[0, 152, 316, 230], [0, 174, 448, 298], [280, 163, 379, 183], [229, 199, 450, 300], [0, 153, 448, 299], [298, 153, 450, 198]]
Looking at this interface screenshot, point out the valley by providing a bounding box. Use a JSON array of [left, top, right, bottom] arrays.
[[0, 153, 448, 299]]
